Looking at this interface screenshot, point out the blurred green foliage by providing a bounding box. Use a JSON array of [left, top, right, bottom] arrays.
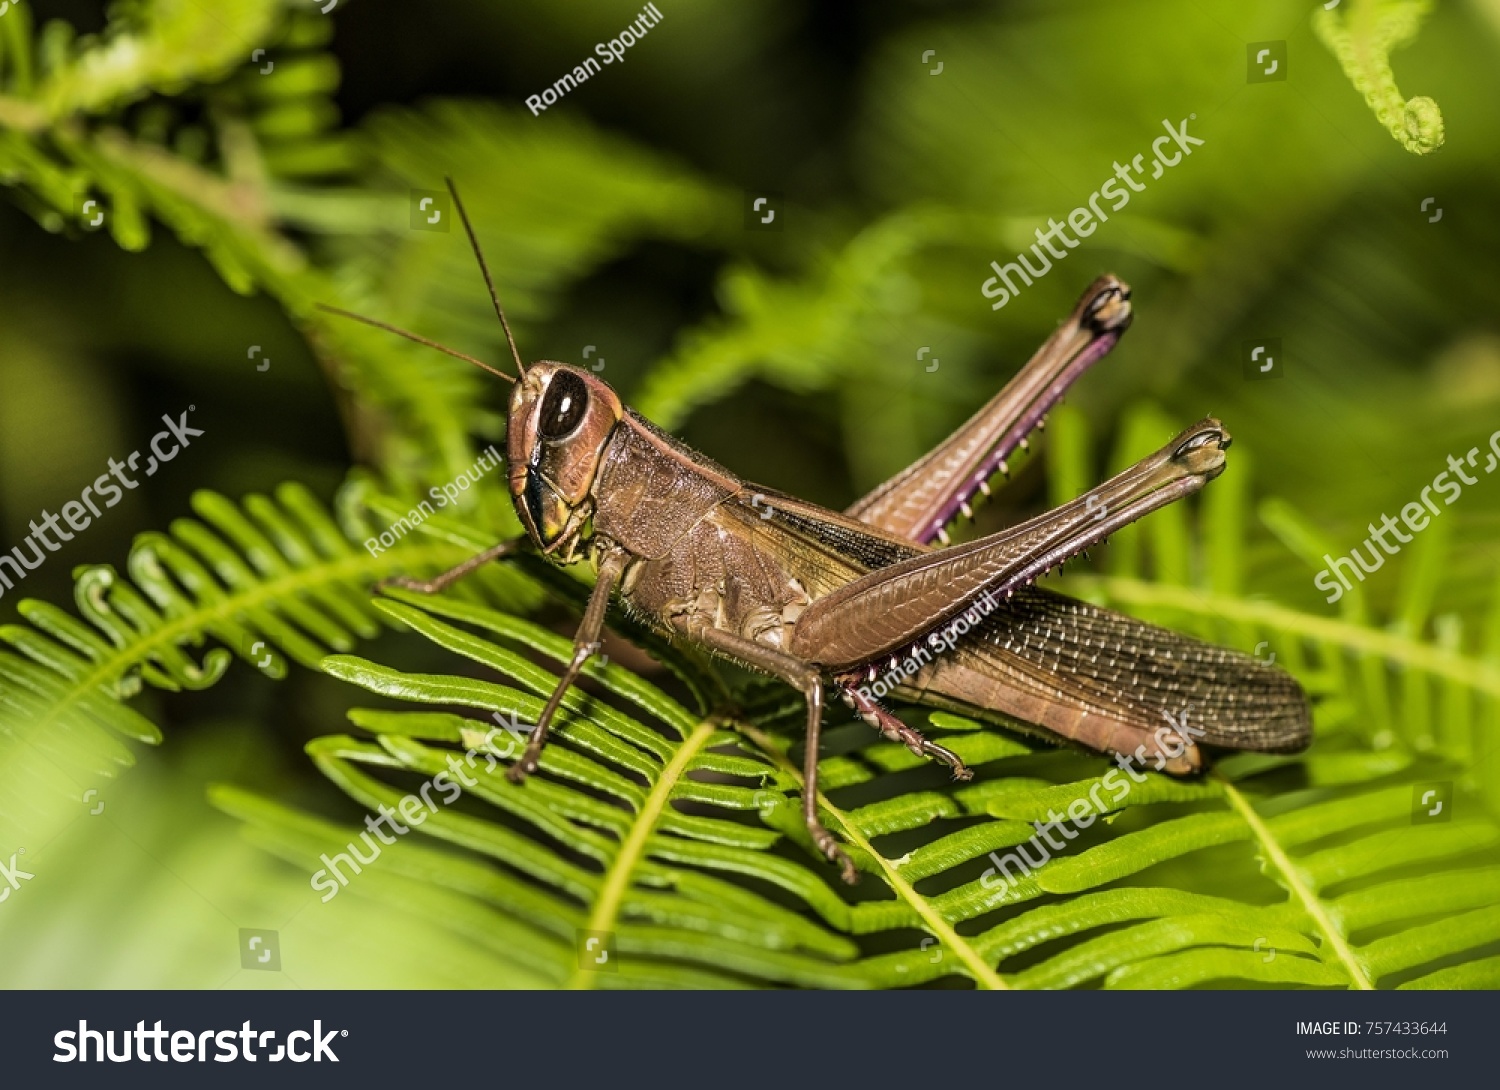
[[1, 0, 1499, 988]]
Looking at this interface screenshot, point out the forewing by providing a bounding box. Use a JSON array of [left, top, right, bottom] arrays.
[[934, 586, 1312, 752]]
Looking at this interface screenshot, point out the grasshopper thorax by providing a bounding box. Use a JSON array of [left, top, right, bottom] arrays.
[[508, 362, 625, 561]]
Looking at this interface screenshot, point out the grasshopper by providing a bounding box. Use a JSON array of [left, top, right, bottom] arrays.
[[324, 181, 1311, 884]]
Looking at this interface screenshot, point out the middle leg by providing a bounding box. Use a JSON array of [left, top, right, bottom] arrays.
[[689, 624, 858, 884]]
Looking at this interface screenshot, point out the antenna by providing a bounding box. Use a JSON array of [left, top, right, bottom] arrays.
[[316, 304, 515, 385], [445, 176, 526, 376]]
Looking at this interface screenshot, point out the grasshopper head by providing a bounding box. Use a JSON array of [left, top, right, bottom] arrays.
[[508, 362, 624, 560]]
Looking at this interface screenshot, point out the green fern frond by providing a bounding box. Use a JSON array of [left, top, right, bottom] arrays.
[[1314, 0, 1445, 154], [5, 0, 289, 123], [228, 598, 870, 989], [4, 395, 1491, 989], [1, 414, 1492, 988], [238, 11, 351, 181], [217, 561, 1500, 989], [0, 1, 477, 476], [0, 477, 531, 853]]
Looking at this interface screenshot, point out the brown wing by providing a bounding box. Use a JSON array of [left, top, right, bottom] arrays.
[[901, 585, 1312, 755]]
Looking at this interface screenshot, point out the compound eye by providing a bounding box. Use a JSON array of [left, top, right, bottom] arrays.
[[539, 371, 589, 440]]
